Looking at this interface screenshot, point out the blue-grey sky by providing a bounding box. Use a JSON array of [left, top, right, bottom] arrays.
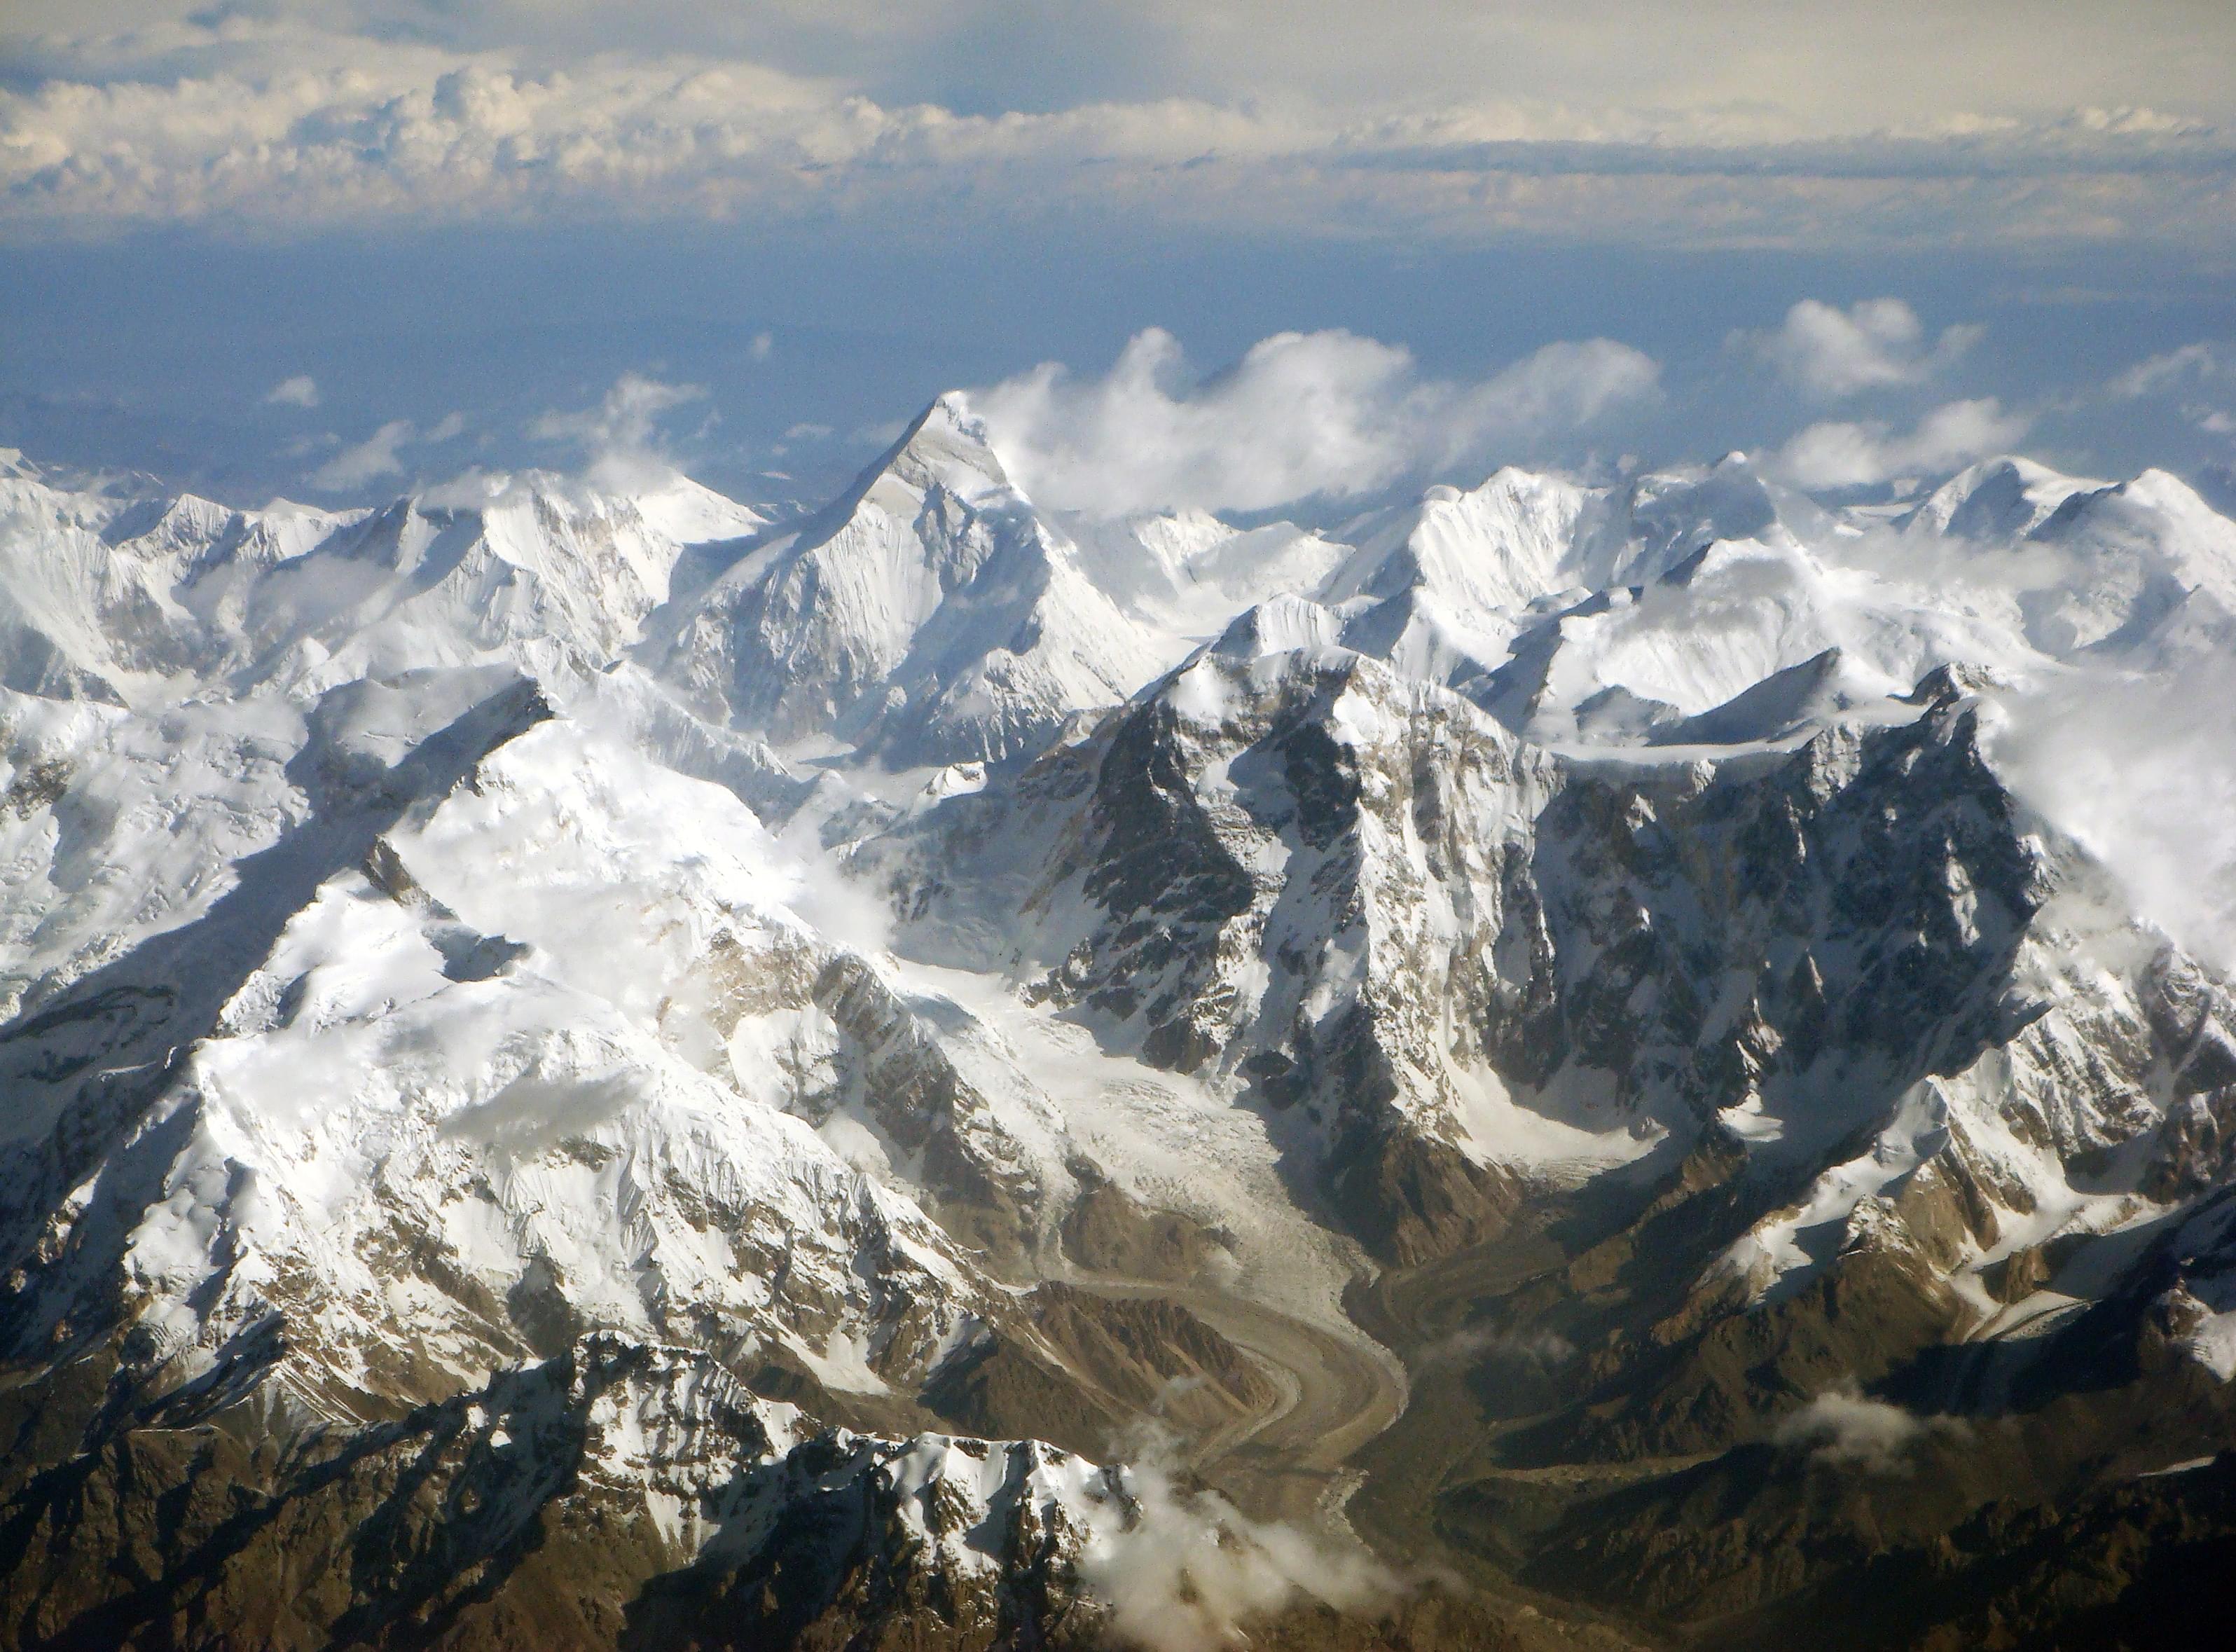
[[4, 2, 2234, 510]]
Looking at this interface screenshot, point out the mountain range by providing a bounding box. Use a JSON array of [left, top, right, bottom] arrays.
[[4, 399, 2236, 1651]]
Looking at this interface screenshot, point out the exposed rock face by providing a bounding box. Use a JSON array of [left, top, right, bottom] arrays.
[[876, 642, 2102, 1283], [871, 642, 1563, 1264], [923, 1284, 1278, 1459], [0, 1330, 1116, 1651], [1056, 1170, 1224, 1284]]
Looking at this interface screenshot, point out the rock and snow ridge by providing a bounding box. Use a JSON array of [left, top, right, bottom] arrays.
[[644, 397, 1179, 767], [6, 404, 2236, 1644]]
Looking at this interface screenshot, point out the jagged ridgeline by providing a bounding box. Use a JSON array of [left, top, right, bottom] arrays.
[[4, 407, 2236, 1649]]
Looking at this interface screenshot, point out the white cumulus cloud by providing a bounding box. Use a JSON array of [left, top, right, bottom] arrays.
[[968, 326, 1657, 516], [1772, 397, 2031, 488], [530, 371, 705, 491], [1739, 298, 1982, 398], [1078, 1425, 1400, 1652], [308, 418, 417, 490], [263, 374, 321, 408]]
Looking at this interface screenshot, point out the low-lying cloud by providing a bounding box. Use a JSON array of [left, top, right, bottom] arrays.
[[1773, 1386, 1967, 1473], [1082, 1426, 1400, 1652], [1739, 298, 1982, 399], [1773, 397, 2031, 488], [1994, 657, 2236, 975], [1414, 1323, 1575, 1373], [968, 326, 1657, 516], [306, 411, 467, 493], [529, 372, 706, 493]]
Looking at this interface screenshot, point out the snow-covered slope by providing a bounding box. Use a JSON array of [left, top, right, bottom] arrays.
[[0, 467, 766, 706], [647, 398, 1178, 766]]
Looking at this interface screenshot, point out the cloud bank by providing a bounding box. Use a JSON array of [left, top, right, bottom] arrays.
[[2, 11, 2234, 251], [969, 327, 1657, 516]]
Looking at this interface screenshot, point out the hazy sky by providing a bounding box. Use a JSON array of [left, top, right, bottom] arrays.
[[4, 1, 2233, 507]]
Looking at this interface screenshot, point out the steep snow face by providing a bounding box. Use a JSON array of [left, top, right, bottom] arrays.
[[1319, 453, 1803, 626], [649, 398, 1173, 766], [0, 479, 351, 701], [1327, 467, 1599, 617], [248, 486, 698, 692], [1905, 455, 2103, 541], [2021, 469, 2236, 659], [1884, 462, 2236, 667], [0, 688, 310, 1019], [1304, 469, 1601, 702], [1069, 509, 1352, 642], [1473, 537, 2020, 743], [1595, 457, 1819, 583], [1405, 454, 2236, 752], [627, 473, 769, 547], [1265, 457, 1875, 728]]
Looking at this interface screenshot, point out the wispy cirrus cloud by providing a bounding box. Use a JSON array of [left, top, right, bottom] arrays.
[[2101, 342, 2236, 446], [305, 409, 464, 491], [2111, 342, 2221, 398]]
